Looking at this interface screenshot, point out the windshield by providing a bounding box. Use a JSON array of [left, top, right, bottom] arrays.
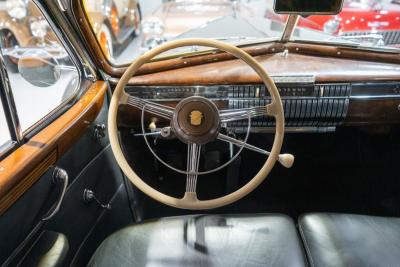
[[82, 0, 400, 66]]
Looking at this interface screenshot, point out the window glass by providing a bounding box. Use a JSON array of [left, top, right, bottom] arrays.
[[0, 0, 79, 132], [0, 100, 10, 147], [83, 0, 281, 65]]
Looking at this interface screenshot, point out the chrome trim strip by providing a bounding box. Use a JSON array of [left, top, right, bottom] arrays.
[[232, 126, 336, 133], [273, 75, 315, 83], [0, 140, 17, 160], [350, 82, 400, 99], [56, 0, 67, 12], [0, 49, 22, 144], [20, 0, 86, 137], [350, 95, 400, 100], [113, 75, 316, 85], [126, 83, 400, 100]]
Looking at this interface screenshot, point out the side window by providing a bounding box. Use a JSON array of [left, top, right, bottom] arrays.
[[0, 100, 10, 147], [0, 0, 79, 132]]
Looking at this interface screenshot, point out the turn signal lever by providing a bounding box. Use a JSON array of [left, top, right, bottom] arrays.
[[220, 133, 295, 168]]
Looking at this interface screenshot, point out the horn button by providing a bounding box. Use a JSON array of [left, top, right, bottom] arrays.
[[172, 96, 220, 144]]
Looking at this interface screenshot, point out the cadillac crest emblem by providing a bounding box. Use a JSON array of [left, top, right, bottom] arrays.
[[189, 110, 203, 126]]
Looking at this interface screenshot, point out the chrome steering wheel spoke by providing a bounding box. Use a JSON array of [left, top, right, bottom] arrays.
[[185, 143, 202, 193], [127, 95, 174, 120]]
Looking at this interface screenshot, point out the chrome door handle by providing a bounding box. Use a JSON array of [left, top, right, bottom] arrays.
[[41, 167, 68, 221]]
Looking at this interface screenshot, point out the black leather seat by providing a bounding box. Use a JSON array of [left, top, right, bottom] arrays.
[[299, 213, 400, 267], [89, 214, 307, 267]]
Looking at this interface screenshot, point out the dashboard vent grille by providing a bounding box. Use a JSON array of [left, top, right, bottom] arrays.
[[228, 84, 351, 128]]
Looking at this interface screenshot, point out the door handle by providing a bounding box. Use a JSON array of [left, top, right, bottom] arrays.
[[41, 167, 68, 221]]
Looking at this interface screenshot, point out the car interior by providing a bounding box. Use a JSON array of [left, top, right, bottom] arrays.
[[0, 0, 400, 266]]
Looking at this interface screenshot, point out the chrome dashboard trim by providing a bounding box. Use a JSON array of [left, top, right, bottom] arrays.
[[125, 82, 352, 131], [112, 75, 316, 85], [123, 81, 400, 132], [350, 95, 400, 99], [232, 127, 336, 133]]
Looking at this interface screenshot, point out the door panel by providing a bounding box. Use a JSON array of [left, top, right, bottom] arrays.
[[0, 89, 135, 266], [69, 185, 133, 267], [0, 167, 55, 264], [47, 146, 133, 265]]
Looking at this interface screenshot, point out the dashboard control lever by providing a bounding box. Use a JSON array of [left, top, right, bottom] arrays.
[[134, 127, 175, 139], [83, 189, 111, 210], [134, 131, 162, 137]]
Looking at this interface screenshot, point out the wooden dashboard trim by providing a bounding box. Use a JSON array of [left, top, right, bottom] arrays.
[[345, 98, 400, 125], [285, 43, 400, 65], [124, 53, 400, 86], [0, 81, 107, 215]]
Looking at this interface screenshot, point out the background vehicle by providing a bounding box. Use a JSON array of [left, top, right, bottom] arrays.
[[0, 0, 142, 65], [84, 0, 141, 59], [265, 0, 400, 46], [141, 0, 252, 49], [0, 0, 58, 71]]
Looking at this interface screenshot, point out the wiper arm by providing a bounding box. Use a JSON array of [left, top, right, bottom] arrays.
[[327, 34, 385, 47], [338, 34, 385, 47], [214, 36, 258, 42]]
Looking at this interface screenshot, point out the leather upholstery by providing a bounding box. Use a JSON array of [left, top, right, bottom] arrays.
[[89, 214, 307, 267], [299, 213, 400, 267]]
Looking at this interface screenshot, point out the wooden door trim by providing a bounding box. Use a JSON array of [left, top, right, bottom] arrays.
[[0, 81, 107, 215]]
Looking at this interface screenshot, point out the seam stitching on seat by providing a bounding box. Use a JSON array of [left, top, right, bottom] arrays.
[[298, 223, 315, 267]]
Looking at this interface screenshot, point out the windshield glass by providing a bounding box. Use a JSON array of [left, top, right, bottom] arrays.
[[82, 0, 400, 66]]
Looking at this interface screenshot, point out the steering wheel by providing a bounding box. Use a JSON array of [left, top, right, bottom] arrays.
[[108, 38, 291, 210]]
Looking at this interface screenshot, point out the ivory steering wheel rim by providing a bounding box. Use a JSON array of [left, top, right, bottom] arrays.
[[108, 38, 285, 210]]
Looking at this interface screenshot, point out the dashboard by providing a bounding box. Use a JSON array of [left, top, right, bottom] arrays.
[[117, 51, 400, 132]]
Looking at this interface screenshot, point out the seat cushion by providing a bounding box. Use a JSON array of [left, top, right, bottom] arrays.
[[299, 213, 400, 267], [89, 214, 306, 267]]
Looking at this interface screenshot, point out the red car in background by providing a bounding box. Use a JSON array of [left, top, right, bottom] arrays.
[[266, 0, 400, 46]]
